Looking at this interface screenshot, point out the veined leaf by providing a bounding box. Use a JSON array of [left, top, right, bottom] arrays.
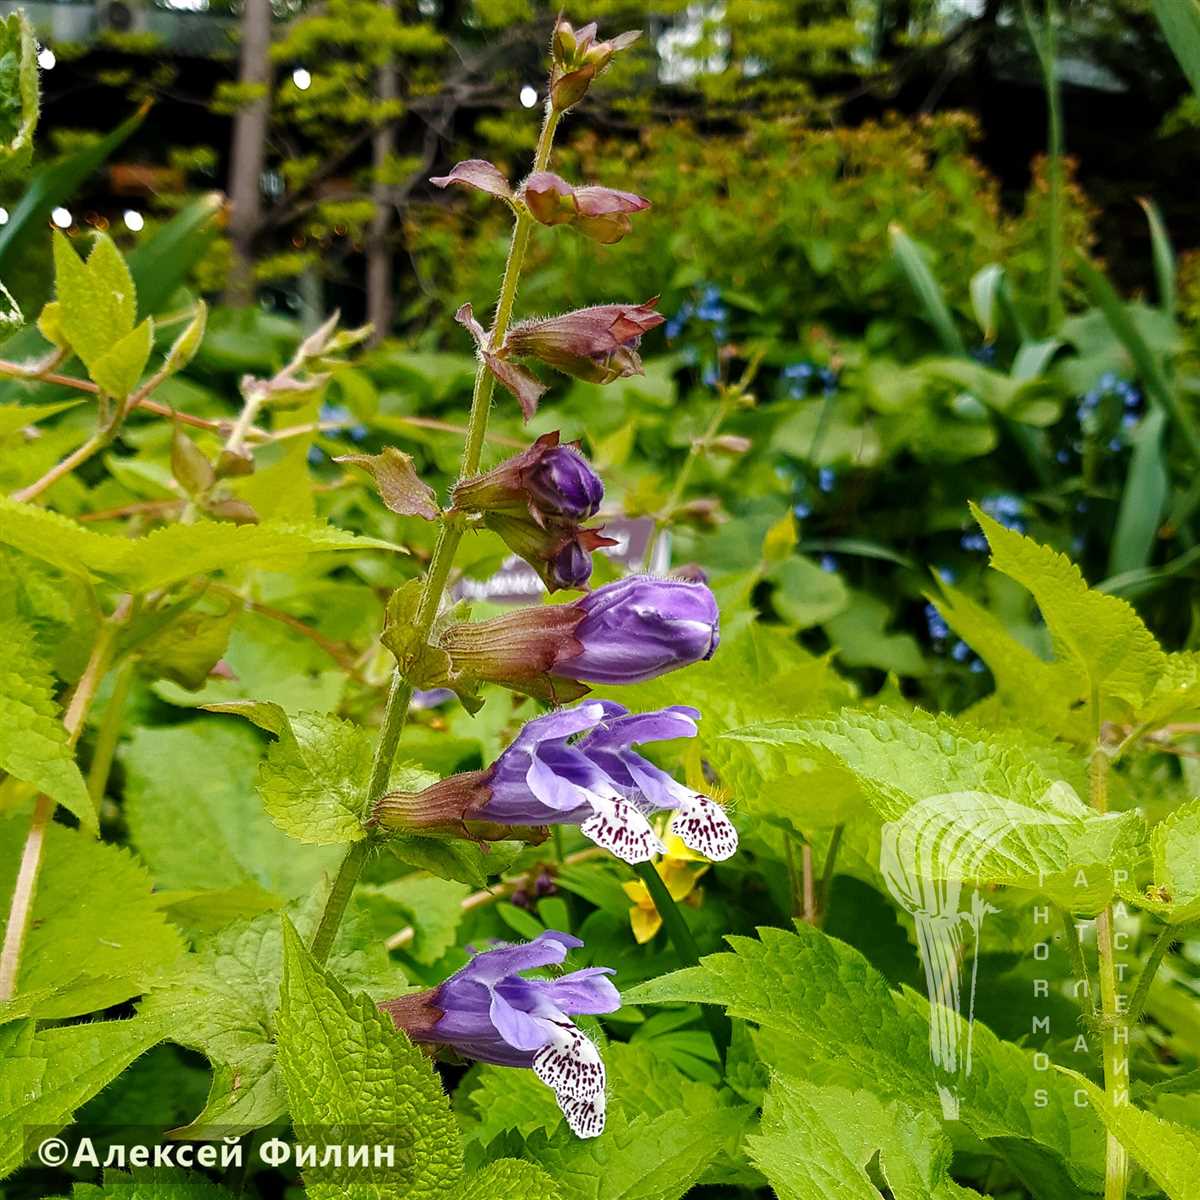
[[90, 316, 154, 400], [624, 923, 1107, 1191], [52, 231, 137, 378], [208, 702, 372, 846], [0, 813, 185, 1017], [1120, 799, 1200, 926], [1070, 1069, 1200, 1200], [0, 1016, 163, 1178], [275, 918, 463, 1199], [973, 503, 1167, 718], [140, 896, 398, 1138], [749, 1076, 975, 1199], [0, 12, 38, 176], [0, 617, 93, 829], [0, 399, 84, 438]]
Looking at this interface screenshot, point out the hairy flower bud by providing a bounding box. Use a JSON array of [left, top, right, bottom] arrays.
[[439, 575, 719, 697], [452, 431, 603, 524], [550, 19, 640, 112], [501, 300, 663, 385], [484, 515, 616, 592], [523, 173, 650, 245]]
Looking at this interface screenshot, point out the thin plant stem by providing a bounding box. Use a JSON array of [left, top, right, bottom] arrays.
[[13, 430, 107, 503], [642, 396, 731, 571], [817, 823, 844, 921], [1089, 745, 1129, 1200], [307, 100, 563, 966], [1126, 925, 1175, 1026], [800, 843, 816, 924], [86, 658, 136, 807], [632, 860, 730, 1064], [0, 600, 129, 1000]]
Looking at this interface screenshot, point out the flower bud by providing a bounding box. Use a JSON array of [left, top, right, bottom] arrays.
[[438, 575, 719, 696], [523, 173, 650, 245], [550, 19, 640, 111], [708, 434, 752, 456], [483, 514, 615, 592], [553, 575, 720, 684], [501, 300, 663, 386], [452, 432, 603, 525]]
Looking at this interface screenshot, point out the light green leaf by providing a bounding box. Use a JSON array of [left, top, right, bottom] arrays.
[[824, 591, 927, 678], [386, 833, 523, 889], [0, 1016, 163, 1178], [768, 555, 849, 628], [1121, 799, 1200, 926], [69, 1167, 237, 1198], [725, 707, 1143, 910], [0, 616, 94, 829], [0, 11, 38, 175], [1153, 0, 1200, 103], [457, 1160, 561, 1200], [357, 875, 470, 964], [0, 399, 84, 438], [889, 226, 964, 356], [53, 231, 137, 373], [122, 720, 339, 898], [624, 923, 1106, 1192], [141, 896, 398, 1137], [1070, 1068, 1200, 1199], [275, 918, 463, 1199], [0, 814, 185, 1017], [162, 300, 208, 375], [90, 316, 154, 399], [973, 503, 1167, 717], [749, 1076, 975, 1199], [1110, 409, 1168, 577]]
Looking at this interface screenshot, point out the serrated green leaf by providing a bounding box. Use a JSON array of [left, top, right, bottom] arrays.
[[624, 924, 1107, 1191], [1070, 1068, 1200, 1199], [726, 707, 1144, 909], [457, 1159, 561, 1200], [0, 1016, 163, 1178], [387, 834, 522, 889], [122, 720, 339, 897], [748, 1076, 974, 1199], [136, 603, 237, 690], [141, 895, 399, 1138], [0, 496, 401, 591], [275, 918, 463, 1199], [0, 813, 185, 1017], [0, 616, 94, 829], [0, 11, 38, 176], [1121, 799, 1200, 925], [69, 1166, 237, 1199], [0, 399, 84, 438], [972, 502, 1167, 718], [53, 231, 137, 374], [90, 316, 153, 399], [257, 710, 371, 845]]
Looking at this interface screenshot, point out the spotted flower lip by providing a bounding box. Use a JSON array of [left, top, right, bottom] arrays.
[[375, 700, 737, 865], [501, 300, 664, 386], [379, 930, 618, 1138]]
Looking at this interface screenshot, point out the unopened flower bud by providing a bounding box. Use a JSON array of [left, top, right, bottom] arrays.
[[483, 514, 615, 592], [452, 432, 603, 524], [523, 173, 650, 245], [501, 300, 663, 386], [549, 19, 640, 111], [439, 575, 719, 696], [675, 497, 726, 528], [708, 434, 751, 456]]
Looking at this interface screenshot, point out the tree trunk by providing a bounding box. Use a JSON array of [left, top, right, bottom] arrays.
[[366, 0, 399, 344], [224, 0, 273, 307]]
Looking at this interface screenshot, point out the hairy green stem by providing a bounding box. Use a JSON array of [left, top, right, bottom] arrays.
[[1126, 925, 1175, 1026], [632, 861, 730, 1064], [86, 658, 136, 807], [1089, 748, 1129, 1200], [307, 102, 563, 965]]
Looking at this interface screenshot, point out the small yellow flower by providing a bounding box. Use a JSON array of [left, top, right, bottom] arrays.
[[622, 835, 711, 944]]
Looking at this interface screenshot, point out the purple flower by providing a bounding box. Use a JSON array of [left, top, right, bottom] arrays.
[[523, 172, 651, 245], [375, 700, 738, 864], [552, 575, 720, 685], [437, 575, 720, 701], [380, 930, 618, 1138]]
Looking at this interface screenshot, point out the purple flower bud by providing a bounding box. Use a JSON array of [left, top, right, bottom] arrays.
[[553, 575, 720, 685], [501, 301, 664, 386], [453, 432, 603, 524], [380, 930, 618, 1138], [483, 514, 615, 593], [437, 575, 719, 699], [550, 20, 640, 111]]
